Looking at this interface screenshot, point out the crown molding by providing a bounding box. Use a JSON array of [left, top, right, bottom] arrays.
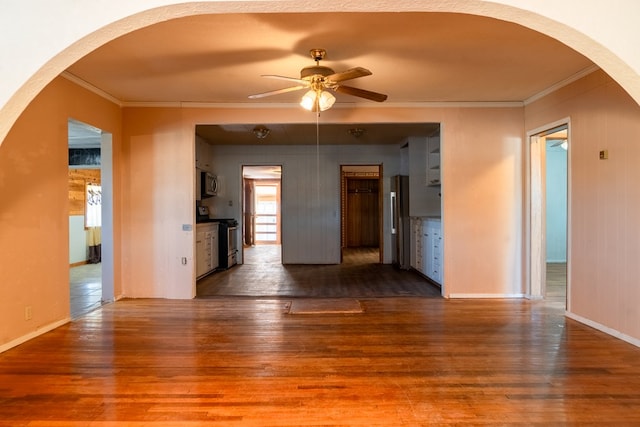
[[524, 64, 600, 106], [61, 71, 123, 106], [121, 100, 524, 109], [62, 66, 600, 111]]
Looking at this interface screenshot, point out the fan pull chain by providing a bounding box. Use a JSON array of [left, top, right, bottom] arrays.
[[316, 110, 320, 206]]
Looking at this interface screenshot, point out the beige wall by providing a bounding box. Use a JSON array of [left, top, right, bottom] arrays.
[[0, 77, 121, 349], [442, 107, 525, 297], [119, 104, 525, 300], [3, 68, 640, 351], [525, 70, 640, 342], [120, 107, 196, 299]]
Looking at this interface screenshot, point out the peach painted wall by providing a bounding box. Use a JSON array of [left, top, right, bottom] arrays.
[[525, 70, 640, 342], [120, 105, 525, 300], [0, 77, 121, 349], [120, 108, 196, 299], [441, 108, 525, 297]]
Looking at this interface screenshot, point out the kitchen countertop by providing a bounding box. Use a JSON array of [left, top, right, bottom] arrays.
[[196, 219, 219, 224]]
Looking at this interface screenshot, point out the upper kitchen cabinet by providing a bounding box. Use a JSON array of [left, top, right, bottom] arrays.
[[426, 136, 441, 187], [195, 136, 213, 172], [407, 125, 442, 218]]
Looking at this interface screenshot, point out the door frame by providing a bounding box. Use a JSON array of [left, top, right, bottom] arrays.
[[339, 164, 384, 263], [526, 118, 570, 306], [241, 164, 283, 262]]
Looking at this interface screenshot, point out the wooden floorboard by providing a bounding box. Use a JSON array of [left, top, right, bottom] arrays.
[[198, 246, 440, 298], [1, 297, 640, 425]]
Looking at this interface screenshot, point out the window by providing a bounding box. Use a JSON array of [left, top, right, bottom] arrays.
[[255, 184, 279, 242], [85, 183, 102, 227]]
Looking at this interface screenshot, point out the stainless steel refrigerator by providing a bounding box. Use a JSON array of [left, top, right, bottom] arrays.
[[391, 175, 411, 269]]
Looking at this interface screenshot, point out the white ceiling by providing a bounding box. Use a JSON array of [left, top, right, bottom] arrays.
[[68, 119, 102, 148], [65, 11, 594, 145]]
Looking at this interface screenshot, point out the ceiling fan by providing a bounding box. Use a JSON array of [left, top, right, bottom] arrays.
[[248, 49, 388, 111]]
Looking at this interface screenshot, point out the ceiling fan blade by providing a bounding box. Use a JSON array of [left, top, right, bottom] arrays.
[[334, 85, 388, 102], [548, 139, 567, 147], [326, 67, 372, 83], [261, 74, 308, 85], [248, 85, 307, 99]]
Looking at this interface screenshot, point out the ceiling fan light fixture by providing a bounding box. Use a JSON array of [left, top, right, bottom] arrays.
[[300, 90, 317, 111], [300, 89, 335, 112], [318, 90, 336, 111]]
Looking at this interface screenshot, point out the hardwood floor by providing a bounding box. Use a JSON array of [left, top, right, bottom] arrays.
[[2, 253, 638, 424], [546, 262, 567, 303], [197, 246, 440, 298], [2, 297, 640, 425], [69, 263, 103, 319]]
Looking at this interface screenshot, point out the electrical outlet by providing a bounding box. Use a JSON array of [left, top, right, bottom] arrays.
[[181, 257, 187, 265], [25, 306, 32, 320]]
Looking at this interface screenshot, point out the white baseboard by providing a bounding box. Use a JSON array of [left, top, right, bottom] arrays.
[[0, 318, 70, 354], [565, 311, 640, 348], [448, 293, 526, 299]]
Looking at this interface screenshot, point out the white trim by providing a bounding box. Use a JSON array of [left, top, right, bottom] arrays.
[[524, 65, 600, 105], [526, 117, 572, 139], [448, 293, 526, 299], [0, 318, 70, 354], [525, 118, 571, 307], [61, 72, 122, 106], [566, 312, 640, 348]]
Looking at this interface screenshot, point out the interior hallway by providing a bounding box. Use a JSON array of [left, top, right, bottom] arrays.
[[69, 263, 102, 319]]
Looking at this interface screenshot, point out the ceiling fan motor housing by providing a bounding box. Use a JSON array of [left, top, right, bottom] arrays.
[[300, 65, 335, 80]]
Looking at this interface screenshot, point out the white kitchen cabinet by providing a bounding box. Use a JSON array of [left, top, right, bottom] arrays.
[[195, 138, 213, 172], [426, 136, 441, 187], [196, 222, 219, 278], [421, 218, 443, 285]]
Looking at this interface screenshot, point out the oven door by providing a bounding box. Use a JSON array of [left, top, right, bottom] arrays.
[[227, 226, 237, 254]]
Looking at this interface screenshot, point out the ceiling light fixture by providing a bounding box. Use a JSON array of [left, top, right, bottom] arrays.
[[300, 88, 335, 112], [252, 125, 270, 139], [348, 128, 365, 138]]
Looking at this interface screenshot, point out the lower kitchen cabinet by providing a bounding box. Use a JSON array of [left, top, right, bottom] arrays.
[[196, 222, 219, 278], [422, 218, 443, 285]]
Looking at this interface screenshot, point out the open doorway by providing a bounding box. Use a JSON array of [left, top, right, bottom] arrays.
[[242, 165, 282, 265], [67, 119, 114, 318], [340, 165, 383, 264], [528, 122, 569, 306]]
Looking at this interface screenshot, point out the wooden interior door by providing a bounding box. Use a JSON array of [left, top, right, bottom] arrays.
[[346, 178, 379, 247]]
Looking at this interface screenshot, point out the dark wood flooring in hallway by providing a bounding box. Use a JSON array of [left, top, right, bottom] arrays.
[[197, 246, 441, 298]]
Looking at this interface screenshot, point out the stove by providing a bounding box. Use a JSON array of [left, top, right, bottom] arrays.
[[211, 218, 238, 269], [210, 218, 238, 227]]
